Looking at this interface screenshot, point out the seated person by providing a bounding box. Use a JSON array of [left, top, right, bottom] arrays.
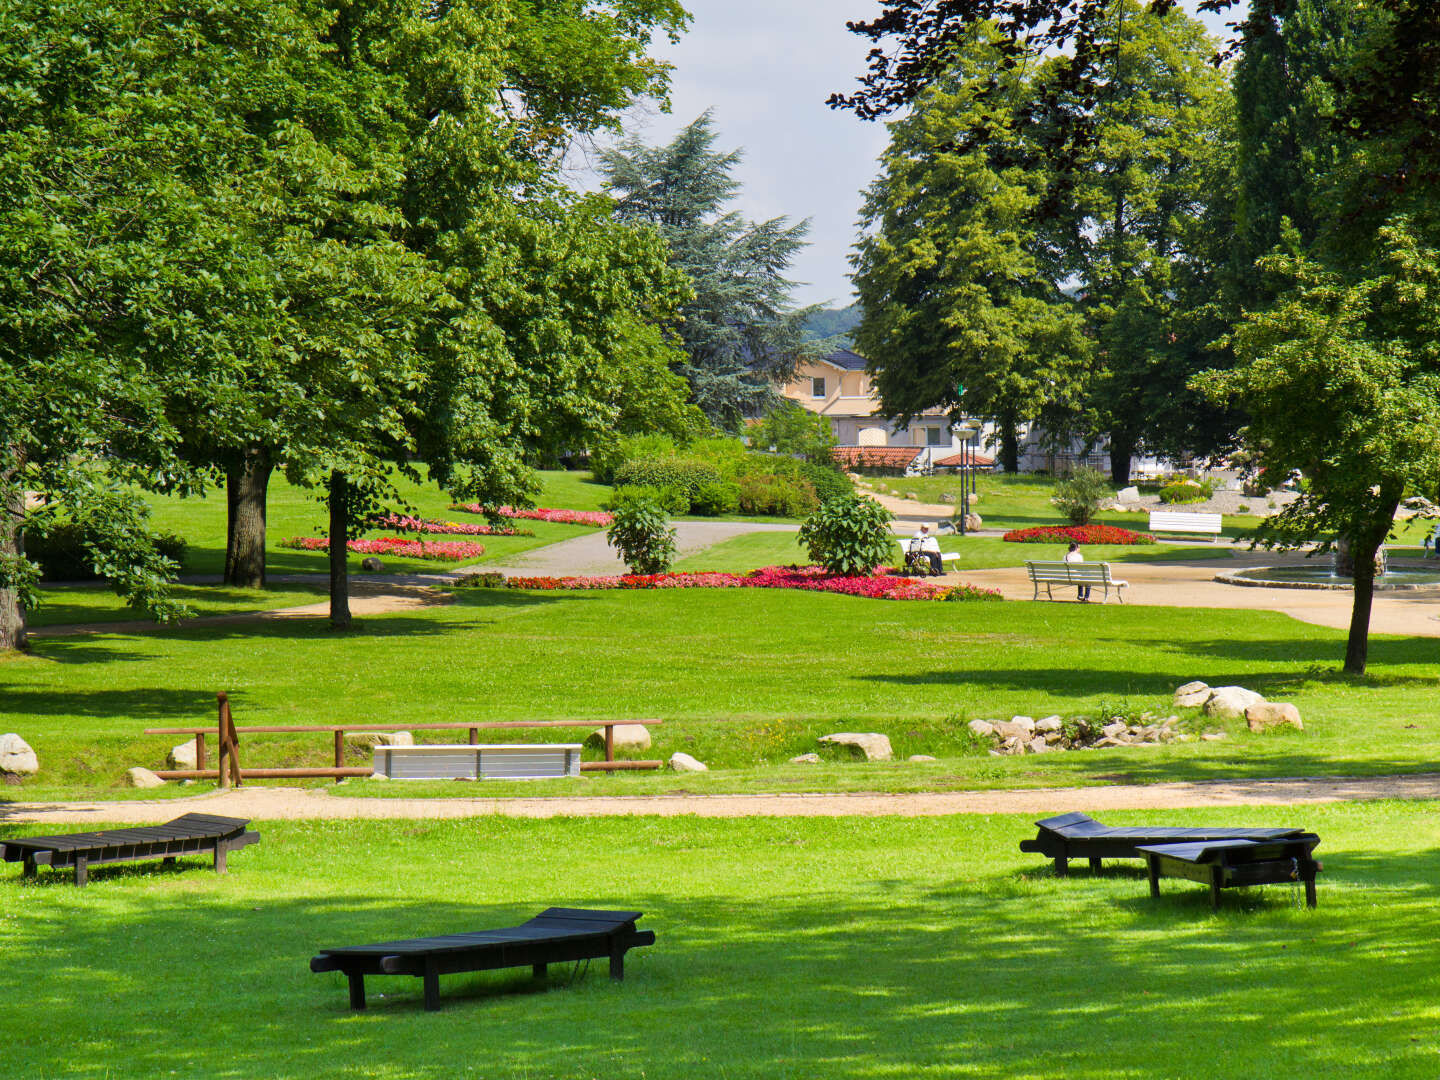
[[909, 524, 943, 575]]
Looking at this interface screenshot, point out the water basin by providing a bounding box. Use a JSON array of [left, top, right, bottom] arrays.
[[1216, 563, 1440, 591]]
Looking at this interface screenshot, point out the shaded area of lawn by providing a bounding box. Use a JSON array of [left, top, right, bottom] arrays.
[[0, 810, 1437, 1078], [4, 587, 1440, 800], [28, 583, 330, 627]]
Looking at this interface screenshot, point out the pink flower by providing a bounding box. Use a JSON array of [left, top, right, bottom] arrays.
[[451, 504, 614, 527]]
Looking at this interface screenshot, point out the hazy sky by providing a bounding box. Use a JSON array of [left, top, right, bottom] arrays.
[[592, 1, 1238, 310]]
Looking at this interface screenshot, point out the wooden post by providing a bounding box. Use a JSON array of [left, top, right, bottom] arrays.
[[74, 856, 88, 887], [604, 724, 615, 763], [468, 727, 478, 745], [347, 973, 367, 1011], [217, 692, 230, 789], [1147, 855, 1161, 899], [422, 958, 440, 1011], [194, 732, 206, 773], [333, 729, 344, 782], [1209, 866, 1223, 910]]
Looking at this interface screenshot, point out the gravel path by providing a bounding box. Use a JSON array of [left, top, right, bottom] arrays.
[[5, 773, 1440, 824]]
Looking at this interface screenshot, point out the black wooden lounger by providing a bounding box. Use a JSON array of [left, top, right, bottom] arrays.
[[310, 907, 656, 1011], [1, 813, 259, 886], [1020, 811, 1306, 876], [1139, 834, 1322, 908]]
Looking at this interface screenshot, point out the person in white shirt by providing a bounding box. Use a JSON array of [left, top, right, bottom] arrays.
[[910, 524, 943, 575], [1065, 541, 1090, 601]]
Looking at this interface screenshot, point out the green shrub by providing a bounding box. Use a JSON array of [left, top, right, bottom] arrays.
[[589, 433, 680, 484], [604, 495, 676, 574], [1051, 467, 1113, 525], [606, 483, 688, 515], [613, 456, 723, 504], [737, 475, 819, 517], [799, 461, 853, 503], [689, 479, 740, 516], [452, 571, 506, 588], [1159, 479, 1211, 504], [29, 524, 187, 582], [798, 494, 894, 575], [747, 401, 837, 464]]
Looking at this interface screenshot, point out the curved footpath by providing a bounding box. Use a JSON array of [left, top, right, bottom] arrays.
[[6, 773, 1440, 824]]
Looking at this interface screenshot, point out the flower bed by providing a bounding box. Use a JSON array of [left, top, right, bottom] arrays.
[[282, 536, 487, 561], [373, 513, 529, 537], [504, 564, 1003, 602], [451, 503, 613, 527], [1002, 525, 1154, 545]]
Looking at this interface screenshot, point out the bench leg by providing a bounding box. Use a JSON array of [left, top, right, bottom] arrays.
[[22, 857, 37, 880], [609, 944, 625, 981], [348, 973, 367, 1011], [214, 843, 228, 875], [1055, 854, 1069, 878], [532, 963, 548, 980], [422, 959, 440, 1011], [1304, 873, 1318, 909], [74, 856, 88, 887], [1089, 857, 1102, 873], [1147, 855, 1160, 899], [1210, 867, 1223, 910]]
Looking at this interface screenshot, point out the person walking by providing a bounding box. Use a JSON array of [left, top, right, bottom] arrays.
[[1065, 541, 1091, 601]]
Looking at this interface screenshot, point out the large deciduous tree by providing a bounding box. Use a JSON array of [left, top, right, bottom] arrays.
[[600, 112, 816, 430]]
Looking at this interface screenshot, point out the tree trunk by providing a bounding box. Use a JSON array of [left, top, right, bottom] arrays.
[[999, 417, 1020, 473], [1342, 494, 1401, 675], [328, 469, 351, 630], [224, 445, 274, 588], [0, 471, 27, 653], [1108, 430, 1136, 485]]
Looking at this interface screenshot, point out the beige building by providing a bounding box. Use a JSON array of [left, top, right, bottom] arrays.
[[781, 348, 989, 468]]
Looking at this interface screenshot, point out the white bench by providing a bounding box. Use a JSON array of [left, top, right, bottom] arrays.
[[1026, 561, 1128, 603], [1149, 510, 1222, 540], [896, 539, 961, 575], [373, 744, 582, 780]]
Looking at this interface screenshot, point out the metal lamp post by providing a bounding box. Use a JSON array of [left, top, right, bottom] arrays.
[[952, 421, 980, 535]]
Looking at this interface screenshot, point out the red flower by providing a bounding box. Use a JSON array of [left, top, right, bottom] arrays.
[[1001, 525, 1154, 545]]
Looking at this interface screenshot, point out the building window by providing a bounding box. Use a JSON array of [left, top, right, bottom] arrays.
[[926, 427, 943, 445], [811, 377, 826, 398]]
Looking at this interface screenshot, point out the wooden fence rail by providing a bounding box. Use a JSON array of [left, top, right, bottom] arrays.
[[144, 694, 663, 785]]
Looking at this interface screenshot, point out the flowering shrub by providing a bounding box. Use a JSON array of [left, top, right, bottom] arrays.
[[373, 513, 527, 537], [282, 536, 487, 561], [504, 564, 1002, 602], [1001, 525, 1154, 545], [451, 504, 613, 527]]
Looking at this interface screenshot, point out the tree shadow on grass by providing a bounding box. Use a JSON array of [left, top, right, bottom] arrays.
[[2, 838, 1438, 1078]]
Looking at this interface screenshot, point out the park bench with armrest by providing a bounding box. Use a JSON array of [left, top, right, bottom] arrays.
[[1025, 561, 1128, 603], [896, 538, 961, 575], [1149, 510, 1222, 540], [310, 907, 655, 1011]]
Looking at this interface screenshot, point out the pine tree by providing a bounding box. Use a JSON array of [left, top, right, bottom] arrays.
[[600, 113, 815, 430]]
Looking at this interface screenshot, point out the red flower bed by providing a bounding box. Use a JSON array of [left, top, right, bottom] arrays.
[[282, 536, 486, 561], [373, 513, 528, 537], [504, 565, 1003, 602], [1002, 524, 1154, 545], [451, 504, 613, 527]]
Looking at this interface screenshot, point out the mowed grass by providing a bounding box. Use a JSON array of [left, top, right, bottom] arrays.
[[2, 806, 1438, 1079], [5, 587, 1440, 800]]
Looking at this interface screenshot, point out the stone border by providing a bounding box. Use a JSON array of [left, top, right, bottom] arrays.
[[1213, 568, 1440, 592]]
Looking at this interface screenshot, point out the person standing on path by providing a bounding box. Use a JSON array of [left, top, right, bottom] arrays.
[[1065, 541, 1090, 601]]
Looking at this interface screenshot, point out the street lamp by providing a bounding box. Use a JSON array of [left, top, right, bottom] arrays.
[[952, 420, 980, 535]]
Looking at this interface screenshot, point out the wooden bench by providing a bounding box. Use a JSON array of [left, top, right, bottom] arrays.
[[372, 743, 583, 780], [311, 908, 655, 1011], [1148, 510, 1222, 540], [2, 814, 259, 886], [1025, 561, 1128, 603], [1139, 834, 1322, 909], [896, 539, 960, 575], [1019, 812, 1306, 876]]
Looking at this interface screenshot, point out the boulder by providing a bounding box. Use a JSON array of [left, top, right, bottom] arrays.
[[993, 721, 1034, 741], [1173, 681, 1211, 708], [1117, 486, 1140, 502], [584, 724, 652, 751], [1028, 737, 1052, 754], [0, 733, 38, 776], [1101, 721, 1128, 738], [938, 493, 956, 505], [962, 512, 982, 532], [817, 732, 893, 762], [1200, 732, 1229, 742], [1246, 702, 1303, 733], [1203, 686, 1265, 719], [668, 752, 708, 773], [125, 766, 166, 788], [346, 731, 414, 751], [967, 719, 996, 738], [789, 753, 821, 764], [1035, 716, 1063, 734], [908, 754, 938, 762], [360, 556, 384, 572], [168, 741, 197, 770], [1000, 736, 1028, 755]]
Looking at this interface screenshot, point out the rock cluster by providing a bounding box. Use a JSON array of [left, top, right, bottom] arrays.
[[969, 714, 1190, 756], [1173, 682, 1303, 733]]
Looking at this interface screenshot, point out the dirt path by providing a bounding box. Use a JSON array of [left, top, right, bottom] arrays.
[[6, 772, 1440, 824]]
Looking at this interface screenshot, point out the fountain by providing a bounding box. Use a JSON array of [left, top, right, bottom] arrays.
[[1216, 545, 1440, 591]]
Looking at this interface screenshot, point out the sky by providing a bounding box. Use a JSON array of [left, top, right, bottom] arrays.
[[585, 1, 1239, 311]]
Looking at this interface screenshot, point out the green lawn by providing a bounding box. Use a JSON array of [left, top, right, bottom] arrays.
[[2, 807, 1438, 1078], [5, 587, 1440, 801], [28, 583, 330, 628]]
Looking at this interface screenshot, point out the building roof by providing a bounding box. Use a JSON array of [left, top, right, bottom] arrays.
[[817, 347, 869, 371], [933, 450, 996, 468], [831, 446, 923, 469]]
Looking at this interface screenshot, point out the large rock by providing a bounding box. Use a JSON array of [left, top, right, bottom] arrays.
[[789, 753, 820, 764], [346, 730, 415, 751], [1117, 486, 1140, 502], [585, 724, 652, 751], [908, 754, 938, 762], [125, 766, 166, 789], [1173, 681, 1211, 709], [668, 752, 708, 773], [962, 512, 982, 532], [168, 741, 197, 770], [967, 719, 996, 738], [817, 732, 893, 762], [1246, 702, 1303, 733], [0, 733, 38, 776], [360, 556, 385, 572], [1203, 686, 1265, 719], [1035, 716, 1063, 734]]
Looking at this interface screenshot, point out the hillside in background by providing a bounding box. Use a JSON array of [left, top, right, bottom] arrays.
[[802, 302, 860, 344]]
